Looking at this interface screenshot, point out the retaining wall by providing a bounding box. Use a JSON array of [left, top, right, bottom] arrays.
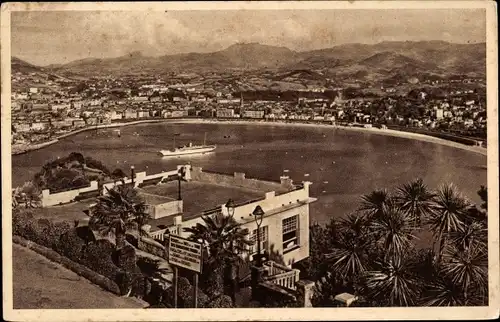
[[41, 165, 191, 207], [189, 166, 292, 192], [41, 181, 99, 207]]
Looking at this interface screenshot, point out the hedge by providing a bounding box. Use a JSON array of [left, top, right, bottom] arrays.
[[13, 235, 121, 295]]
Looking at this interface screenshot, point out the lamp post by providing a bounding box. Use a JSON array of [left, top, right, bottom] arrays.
[[225, 198, 237, 302], [251, 205, 265, 267], [225, 199, 235, 219], [130, 166, 135, 186], [177, 166, 185, 200]]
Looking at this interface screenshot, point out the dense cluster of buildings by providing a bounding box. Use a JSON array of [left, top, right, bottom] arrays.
[[11, 70, 487, 148]]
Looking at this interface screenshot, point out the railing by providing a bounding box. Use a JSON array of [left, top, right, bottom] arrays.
[[263, 260, 301, 291], [149, 225, 180, 241], [168, 225, 179, 235], [149, 228, 169, 241]]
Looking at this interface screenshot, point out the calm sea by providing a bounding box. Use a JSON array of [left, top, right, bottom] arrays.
[[12, 122, 487, 224]]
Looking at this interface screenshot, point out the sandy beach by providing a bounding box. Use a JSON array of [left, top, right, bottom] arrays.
[[12, 118, 487, 156], [175, 119, 488, 156]]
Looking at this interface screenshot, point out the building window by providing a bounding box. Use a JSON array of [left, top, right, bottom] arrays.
[[282, 215, 299, 252], [249, 226, 268, 256]]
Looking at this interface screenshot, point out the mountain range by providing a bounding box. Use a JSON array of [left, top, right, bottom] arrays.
[[12, 41, 486, 80]]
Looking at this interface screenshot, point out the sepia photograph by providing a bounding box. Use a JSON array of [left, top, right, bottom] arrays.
[[1, 1, 498, 321]]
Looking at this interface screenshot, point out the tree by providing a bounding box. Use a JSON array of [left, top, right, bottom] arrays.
[[427, 184, 469, 262], [16, 181, 41, 208], [89, 184, 149, 249], [394, 178, 436, 227], [184, 212, 252, 297], [361, 254, 421, 306], [477, 185, 487, 211], [440, 243, 488, 303], [448, 221, 487, 252], [359, 189, 392, 219], [325, 213, 374, 285], [111, 168, 127, 183], [369, 205, 416, 261]]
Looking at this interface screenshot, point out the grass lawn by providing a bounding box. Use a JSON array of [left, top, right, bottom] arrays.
[[12, 244, 146, 309]]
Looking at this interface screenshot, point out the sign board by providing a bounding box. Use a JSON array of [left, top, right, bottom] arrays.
[[168, 235, 203, 273]]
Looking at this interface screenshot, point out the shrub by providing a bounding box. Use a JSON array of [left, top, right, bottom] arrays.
[[82, 239, 121, 280], [143, 279, 166, 305], [56, 229, 86, 262], [12, 210, 35, 237], [137, 256, 160, 277], [75, 225, 97, 245], [35, 218, 56, 248], [114, 245, 137, 272], [162, 277, 211, 308], [206, 294, 234, 308], [116, 270, 144, 296], [13, 235, 120, 295], [52, 221, 72, 239]]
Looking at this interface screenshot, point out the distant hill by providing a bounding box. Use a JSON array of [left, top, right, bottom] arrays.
[[11, 57, 45, 74], [12, 41, 486, 81]]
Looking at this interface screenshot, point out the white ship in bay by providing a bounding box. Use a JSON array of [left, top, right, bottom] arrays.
[[159, 133, 216, 157]]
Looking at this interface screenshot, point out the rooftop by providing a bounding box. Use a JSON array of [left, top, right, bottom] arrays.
[[141, 180, 265, 224], [138, 190, 176, 205]]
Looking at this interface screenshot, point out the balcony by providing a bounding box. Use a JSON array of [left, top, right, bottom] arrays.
[[262, 260, 300, 291]]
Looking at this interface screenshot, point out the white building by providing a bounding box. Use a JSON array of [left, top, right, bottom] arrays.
[[145, 166, 316, 267], [435, 109, 444, 120]]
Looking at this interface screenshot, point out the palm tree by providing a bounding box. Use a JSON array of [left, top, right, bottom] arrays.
[[394, 178, 436, 227], [325, 213, 374, 284], [359, 189, 392, 219], [362, 254, 421, 306], [448, 221, 487, 252], [422, 276, 467, 306], [184, 212, 253, 297], [370, 205, 416, 261], [440, 243, 488, 302], [427, 184, 468, 262], [89, 184, 149, 249]]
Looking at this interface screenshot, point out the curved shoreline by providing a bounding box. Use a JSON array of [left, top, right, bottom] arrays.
[[13, 118, 487, 156]]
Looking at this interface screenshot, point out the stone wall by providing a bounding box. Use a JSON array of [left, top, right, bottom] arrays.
[[189, 166, 290, 192], [138, 237, 167, 259], [41, 181, 99, 207], [151, 200, 183, 219], [41, 165, 190, 207]]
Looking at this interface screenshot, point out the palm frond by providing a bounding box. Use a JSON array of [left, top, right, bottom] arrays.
[[441, 243, 488, 298], [370, 205, 416, 258], [362, 255, 421, 306], [394, 178, 436, 226], [359, 189, 392, 218]]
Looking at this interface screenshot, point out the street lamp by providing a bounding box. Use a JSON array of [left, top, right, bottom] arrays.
[[225, 198, 237, 302], [251, 205, 265, 267], [177, 166, 185, 200], [225, 199, 235, 219], [130, 166, 135, 185]]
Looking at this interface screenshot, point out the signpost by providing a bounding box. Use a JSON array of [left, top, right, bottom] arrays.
[[168, 235, 203, 308]]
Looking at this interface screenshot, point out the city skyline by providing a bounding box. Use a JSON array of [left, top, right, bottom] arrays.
[[12, 9, 486, 66]]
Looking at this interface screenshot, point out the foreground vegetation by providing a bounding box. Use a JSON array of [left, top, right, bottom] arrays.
[[12, 154, 488, 307], [296, 180, 488, 307]]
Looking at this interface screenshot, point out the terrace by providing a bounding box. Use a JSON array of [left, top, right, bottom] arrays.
[[141, 180, 265, 231]]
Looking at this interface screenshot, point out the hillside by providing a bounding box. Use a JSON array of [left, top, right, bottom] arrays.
[[12, 57, 45, 74], [12, 41, 486, 81]]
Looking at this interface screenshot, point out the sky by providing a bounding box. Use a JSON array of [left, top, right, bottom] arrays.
[[11, 9, 486, 66]]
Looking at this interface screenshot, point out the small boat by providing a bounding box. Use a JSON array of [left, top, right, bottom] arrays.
[[159, 132, 216, 157]]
